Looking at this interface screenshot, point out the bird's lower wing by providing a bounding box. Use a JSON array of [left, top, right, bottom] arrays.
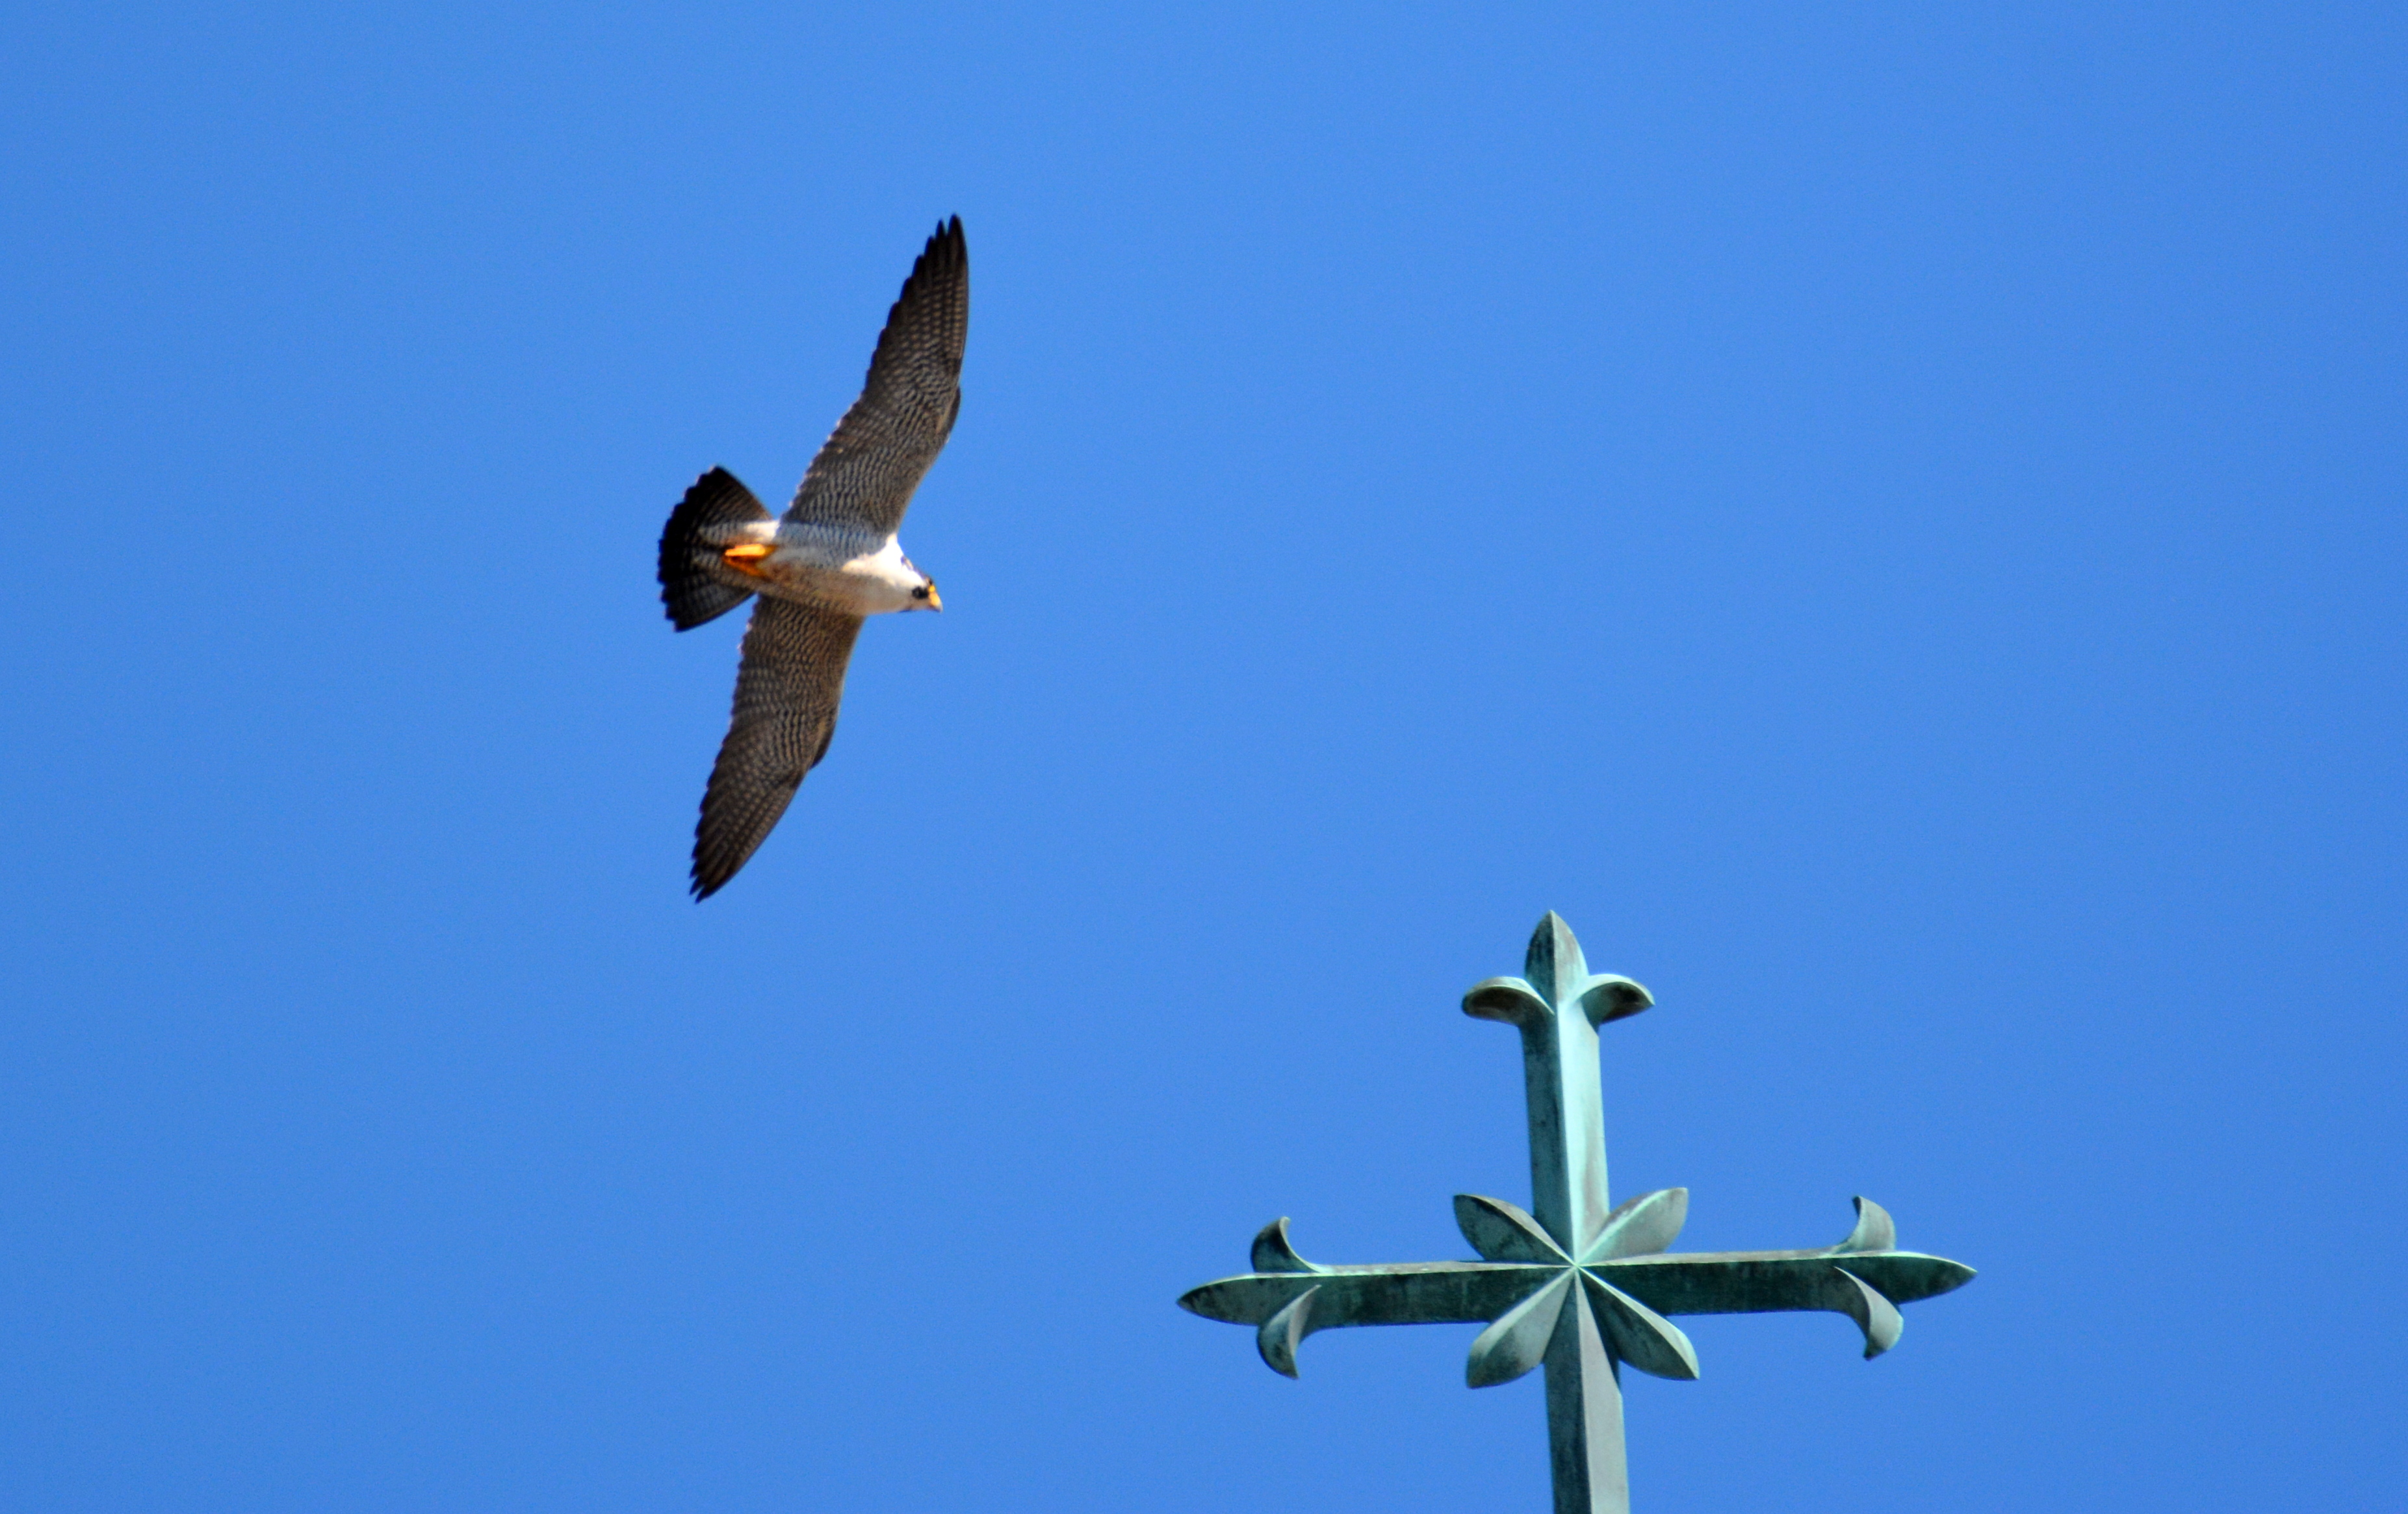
[[692, 597, 866, 898]]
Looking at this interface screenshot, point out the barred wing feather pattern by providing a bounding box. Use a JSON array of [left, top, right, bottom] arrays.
[[691, 597, 866, 898], [784, 216, 969, 538]]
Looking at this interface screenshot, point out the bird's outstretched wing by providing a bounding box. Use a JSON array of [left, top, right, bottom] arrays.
[[691, 597, 866, 898], [784, 216, 968, 537]]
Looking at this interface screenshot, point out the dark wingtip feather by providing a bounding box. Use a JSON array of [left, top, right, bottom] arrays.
[[902, 215, 967, 292], [690, 816, 738, 899], [690, 836, 737, 900], [689, 787, 791, 900]]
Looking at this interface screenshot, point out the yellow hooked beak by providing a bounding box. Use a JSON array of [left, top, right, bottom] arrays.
[[923, 584, 943, 612]]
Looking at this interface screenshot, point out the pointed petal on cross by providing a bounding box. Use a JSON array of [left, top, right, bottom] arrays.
[[1466, 1272, 1573, 1387], [1830, 1195, 1898, 1254], [1586, 1187, 1689, 1262], [1250, 1217, 1319, 1275], [1454, 1194, 1568, 1263], [1583, 1273, 1700, 1381], [1828, 1268, 1906, 1358], [1462, 975, 1550, 1027], [1257, 1287, 1317, 1377]]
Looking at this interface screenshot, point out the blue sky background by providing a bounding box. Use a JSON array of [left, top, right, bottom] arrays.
[[3, 3, 2402, 1509]]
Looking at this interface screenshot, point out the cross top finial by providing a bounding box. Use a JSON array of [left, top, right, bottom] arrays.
[[1467, 913, 1654, 1032], [1460, 915, 1650, 1258], [1180, 913, 1976, 1514]]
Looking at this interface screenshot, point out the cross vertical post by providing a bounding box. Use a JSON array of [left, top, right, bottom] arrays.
[[1543, 1279, 1626, 1513], [1464, 913, 1658, 1514]]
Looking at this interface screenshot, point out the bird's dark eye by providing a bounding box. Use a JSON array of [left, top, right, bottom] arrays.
[[911, 586, 929, 600]]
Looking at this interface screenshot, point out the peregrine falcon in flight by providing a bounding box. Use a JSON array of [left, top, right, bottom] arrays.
[[656, 216, 967, 898]]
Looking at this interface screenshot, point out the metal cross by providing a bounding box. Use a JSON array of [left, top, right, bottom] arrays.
[[1178, 913, 1976, 1513]]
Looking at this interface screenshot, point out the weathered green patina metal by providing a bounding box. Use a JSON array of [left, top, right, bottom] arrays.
[[1178, 913, 1975, 1514]]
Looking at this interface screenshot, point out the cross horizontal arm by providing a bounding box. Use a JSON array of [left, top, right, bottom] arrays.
[[1178, 1197, 1976, 1370], [1180, 1258, 1560, 1379], [1178, 1260, 1555, 1333], [1600, 1249, 1974, 1316]]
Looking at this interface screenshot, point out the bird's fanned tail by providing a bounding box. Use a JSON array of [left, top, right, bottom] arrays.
[[658, 467, 773, 631], [691, 597, 866, 898]]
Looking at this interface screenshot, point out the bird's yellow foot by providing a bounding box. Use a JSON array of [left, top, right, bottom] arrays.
[[721, 543, 773, 577]]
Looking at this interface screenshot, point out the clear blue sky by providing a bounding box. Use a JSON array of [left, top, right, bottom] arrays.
[[3, 4, 2402, 1510]]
